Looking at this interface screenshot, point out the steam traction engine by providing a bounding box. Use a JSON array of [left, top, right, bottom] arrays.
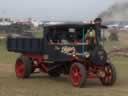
[[7, 22, 116, 87]]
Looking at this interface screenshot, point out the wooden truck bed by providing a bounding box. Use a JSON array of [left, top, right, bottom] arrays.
[[7, 37, 45, 54]]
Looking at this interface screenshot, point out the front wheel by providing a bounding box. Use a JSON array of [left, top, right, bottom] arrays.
[[100, 63, 117, 86], [70, 63, 86, 88]]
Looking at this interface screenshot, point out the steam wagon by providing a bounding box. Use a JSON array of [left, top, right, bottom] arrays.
[[7, 22, 116, 87]]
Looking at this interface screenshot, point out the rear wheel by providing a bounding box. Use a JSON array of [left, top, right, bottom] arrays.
[[70, 63, 86, 88], [15, 56, 32, 78], [100, 63, 117, 86]]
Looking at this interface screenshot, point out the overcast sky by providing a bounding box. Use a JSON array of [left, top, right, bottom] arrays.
[[0, 0, 127, 21]]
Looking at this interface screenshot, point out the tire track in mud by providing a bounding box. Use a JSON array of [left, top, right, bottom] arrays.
[[108, 48, 128, 57]]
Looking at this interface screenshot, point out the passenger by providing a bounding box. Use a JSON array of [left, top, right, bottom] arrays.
[[85, 29, 96, 50]]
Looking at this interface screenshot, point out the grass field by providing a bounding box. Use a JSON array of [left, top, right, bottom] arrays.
[[0, 34, 128, 96], [0, 40, 19, 64]]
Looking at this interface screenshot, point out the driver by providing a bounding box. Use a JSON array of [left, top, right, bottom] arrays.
[[84, 28, 96, 50]]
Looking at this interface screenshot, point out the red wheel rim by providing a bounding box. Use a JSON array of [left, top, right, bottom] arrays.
[[15, 60, 25, 78], [102, 66, 112, 83], [70, 65, 81, 86]]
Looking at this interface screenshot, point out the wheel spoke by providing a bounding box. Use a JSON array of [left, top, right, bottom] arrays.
[[74, 67, 78, 73], [72, 68, 76, 75], [77, 73, 81, 82]]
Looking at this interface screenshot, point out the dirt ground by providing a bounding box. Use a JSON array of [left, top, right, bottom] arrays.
[[0, 58, 128, 96], [0, 42, 128, 96], [0, 32, 128, 96]]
